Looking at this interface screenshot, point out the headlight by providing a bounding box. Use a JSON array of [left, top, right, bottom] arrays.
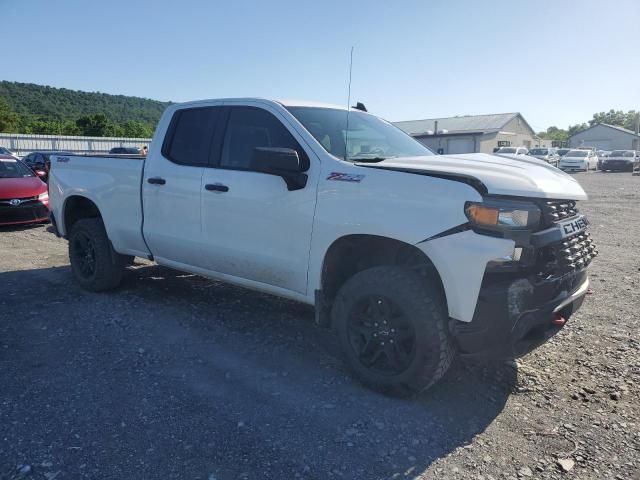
[[465, 199, 541, 230], [38, 192, 49, 201]]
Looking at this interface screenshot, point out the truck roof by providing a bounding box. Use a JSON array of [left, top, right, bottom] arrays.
[[173, 97, 348, 111]]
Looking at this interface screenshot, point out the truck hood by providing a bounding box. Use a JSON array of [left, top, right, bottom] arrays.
[[358, 153, 587, 201]]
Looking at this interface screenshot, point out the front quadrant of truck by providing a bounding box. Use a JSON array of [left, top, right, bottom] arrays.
[[48, 98, 597, 397]]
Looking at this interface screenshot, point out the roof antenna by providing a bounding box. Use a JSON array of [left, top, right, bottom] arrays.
[[344, 46, 354, 161]]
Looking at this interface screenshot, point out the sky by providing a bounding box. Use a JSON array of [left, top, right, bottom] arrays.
[[1, 0, 639, 131]]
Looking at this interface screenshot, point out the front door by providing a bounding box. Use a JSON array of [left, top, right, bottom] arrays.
[[142, 106, 221, 266], [200, 105, 318, 294]]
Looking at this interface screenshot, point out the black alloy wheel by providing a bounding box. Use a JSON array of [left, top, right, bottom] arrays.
[[68, 218, 126, 291], [71, 231, 97, 279], [332, 266, 455, 396], [347, 295, 416, 376]]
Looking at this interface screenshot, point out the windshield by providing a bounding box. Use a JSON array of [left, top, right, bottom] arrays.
[[529, 148, 548, 155], [610, 150, 634, 157], [497, 147, 517, 154], [286, 107, 433, 161], [0, 159, 35, 178], [567, 150, 588, 157]]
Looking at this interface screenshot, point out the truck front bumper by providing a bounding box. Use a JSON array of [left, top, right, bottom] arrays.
[[450, 268, 589, 359]]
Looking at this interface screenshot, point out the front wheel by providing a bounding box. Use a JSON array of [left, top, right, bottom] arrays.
[[68, 218, 126, 292], [332, 266, 455, 396]]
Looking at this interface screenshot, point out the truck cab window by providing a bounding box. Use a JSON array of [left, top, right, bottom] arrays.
[[162, 107, 220, 166], [220, 107, 307, 170]]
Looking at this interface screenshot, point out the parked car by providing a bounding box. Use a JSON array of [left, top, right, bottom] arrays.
[[557, 148, 571, 157], [0, 146, 19, 159], [601, 150, 637, 172], [48, 98, 596, 396], [495, 146, 528, 155], [559, 149, 598, 172], [22, 151, 73, 182], [0, 155, 49, 226], [528, 148, 560, 167], [109, 147, 142, 154]]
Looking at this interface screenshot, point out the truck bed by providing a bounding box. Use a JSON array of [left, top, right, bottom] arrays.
[[49, 154, 150, 258]]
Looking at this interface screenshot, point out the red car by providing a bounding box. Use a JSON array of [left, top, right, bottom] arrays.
[[0, 155, 49, 226]]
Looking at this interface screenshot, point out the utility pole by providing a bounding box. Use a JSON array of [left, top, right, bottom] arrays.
[[634, 112, 640, 150]]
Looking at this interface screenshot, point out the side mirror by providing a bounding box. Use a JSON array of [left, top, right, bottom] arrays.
[[251, 147, 307, 191]]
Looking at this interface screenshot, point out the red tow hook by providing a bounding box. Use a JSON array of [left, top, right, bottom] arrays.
[[552, 313, 566, 326]]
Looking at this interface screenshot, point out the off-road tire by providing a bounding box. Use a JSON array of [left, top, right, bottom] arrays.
[[68, 218, 126, 292], [332, 266, 455, 397]]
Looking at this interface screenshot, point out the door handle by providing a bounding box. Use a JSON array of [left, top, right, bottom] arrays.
[[147, 177, 166, 185], [205, 183, 229, 192]]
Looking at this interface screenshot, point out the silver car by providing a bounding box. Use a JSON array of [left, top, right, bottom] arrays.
[[495, 146, 529, 156], [528, 147, 560, 167]]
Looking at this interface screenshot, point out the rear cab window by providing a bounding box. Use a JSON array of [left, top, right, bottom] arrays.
[[162, 107, 221, 166]]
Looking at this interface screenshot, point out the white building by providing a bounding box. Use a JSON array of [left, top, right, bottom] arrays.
[[394, 112, 538, 154]]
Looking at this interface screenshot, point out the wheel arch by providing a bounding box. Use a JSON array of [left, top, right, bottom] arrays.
[[62, 195, 103, 237], [316, 234, 448, 326]]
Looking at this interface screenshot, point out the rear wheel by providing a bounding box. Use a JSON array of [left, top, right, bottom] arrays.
[[68, 218, 126, 291], [332, 266, 455, 396]]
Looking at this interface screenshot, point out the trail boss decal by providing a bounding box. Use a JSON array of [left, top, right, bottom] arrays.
[[559, 215, 589, 238], [327, 172, 365, 183]]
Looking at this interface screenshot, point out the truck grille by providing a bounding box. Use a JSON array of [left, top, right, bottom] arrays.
[[548, 231, 598, 271], [540, 200, 578, 225]]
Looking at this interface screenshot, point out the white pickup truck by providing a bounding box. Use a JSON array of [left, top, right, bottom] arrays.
[[49, 98, 597, 396]]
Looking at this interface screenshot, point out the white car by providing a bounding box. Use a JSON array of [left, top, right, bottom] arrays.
[[48, 98, 596, 396], [559, 149, 598, 172], [495, 146, 529, 156]]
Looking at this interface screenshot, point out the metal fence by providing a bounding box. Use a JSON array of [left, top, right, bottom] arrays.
[[0, 133, 152, 157]]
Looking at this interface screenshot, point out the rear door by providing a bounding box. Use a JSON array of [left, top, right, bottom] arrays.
[[199, 104, 318, 294], [142, 106, 221, 266]]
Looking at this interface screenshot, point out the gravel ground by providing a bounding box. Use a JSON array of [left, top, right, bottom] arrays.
[[1, 172, 638, 480]]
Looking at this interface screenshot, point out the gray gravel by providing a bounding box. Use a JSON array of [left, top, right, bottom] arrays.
[[1, 172, 638, 479]]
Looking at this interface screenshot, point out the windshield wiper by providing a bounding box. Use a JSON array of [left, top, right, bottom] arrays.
[[349, 157, 387, 163]]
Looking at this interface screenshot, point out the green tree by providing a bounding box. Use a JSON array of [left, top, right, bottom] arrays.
[[537, 125, 570, 144], [76, 113, 119, 136], [0, 98, 20, 133], [590, 109, 639, 131], [121, 120, 153, 138], [567, 123, 589, 137]]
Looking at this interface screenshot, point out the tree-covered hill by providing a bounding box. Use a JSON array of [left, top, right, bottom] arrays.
[[0, 81, 171, 137]]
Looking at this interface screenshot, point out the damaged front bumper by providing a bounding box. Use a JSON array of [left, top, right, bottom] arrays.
[[451, 265, 590, 359]]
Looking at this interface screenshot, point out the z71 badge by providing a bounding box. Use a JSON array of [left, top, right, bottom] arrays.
[[327, 172, 365, 183]]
